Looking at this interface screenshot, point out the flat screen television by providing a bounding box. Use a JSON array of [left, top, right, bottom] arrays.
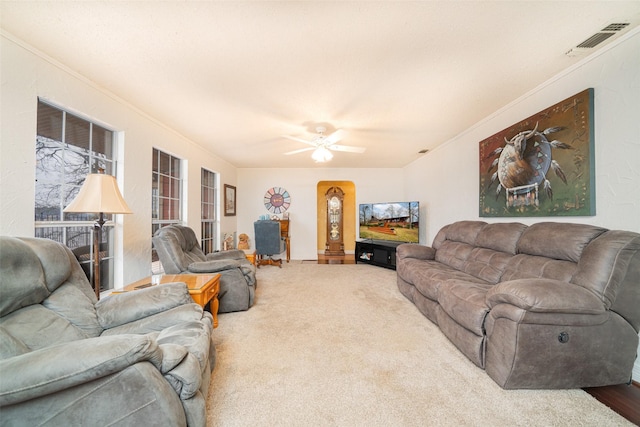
[[358, 201, 419, 243]]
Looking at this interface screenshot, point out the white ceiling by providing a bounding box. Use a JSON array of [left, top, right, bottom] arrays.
[[2, 1, 639, 168]]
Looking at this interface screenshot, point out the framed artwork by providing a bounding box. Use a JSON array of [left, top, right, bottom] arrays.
[[224, 184, 236, 216], [479, 88, 595, 217]]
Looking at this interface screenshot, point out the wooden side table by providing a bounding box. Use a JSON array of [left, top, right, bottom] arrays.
[[243, 249, 257, 266], [116, 274, 221, 328]]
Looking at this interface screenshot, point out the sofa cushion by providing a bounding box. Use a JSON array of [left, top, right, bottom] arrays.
[[0, 238, 50, 317], [438, 281, 493, 335], [517, 222, 606, 263], [399, 258, 486, 301], [463, 247, 514, 284], [475, 222, 526, 254], [0, 305, 90, 351], [21, 237, 74, 293], [42, 282, 102, 338], [445, 221, 487, 245], [500, 254, 577, 282], [0, 326, 29, 358], [435, 241, 475, 271]]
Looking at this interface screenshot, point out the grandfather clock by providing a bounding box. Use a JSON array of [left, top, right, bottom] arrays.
[[324, 186, 345, 256]]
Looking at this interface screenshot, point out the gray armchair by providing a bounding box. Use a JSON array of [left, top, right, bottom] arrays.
[[153, 225, 256, 313], [254, 220, 287, 268], [0, 236, 215, 427]]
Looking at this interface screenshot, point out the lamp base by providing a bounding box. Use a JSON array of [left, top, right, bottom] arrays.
[[92, 213, 106, 300]]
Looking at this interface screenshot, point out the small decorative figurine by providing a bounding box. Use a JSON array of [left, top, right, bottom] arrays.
[[237, 233, 250, 250]]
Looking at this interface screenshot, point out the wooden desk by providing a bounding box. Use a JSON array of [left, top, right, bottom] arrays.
[[116, 274, 221, 327], [278, 219, 291, 262]]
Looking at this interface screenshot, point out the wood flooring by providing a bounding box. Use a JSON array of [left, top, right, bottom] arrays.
[[584, 381, 640, 425]]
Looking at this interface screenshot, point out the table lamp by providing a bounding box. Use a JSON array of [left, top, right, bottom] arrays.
[[64, 172, 132, 299]]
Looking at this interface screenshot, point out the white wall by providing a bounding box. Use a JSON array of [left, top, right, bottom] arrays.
[[405, 29, 640, 241], [0, 34, 238, 286], [403, 29, 640, 381], [237, 168, 404, 260]]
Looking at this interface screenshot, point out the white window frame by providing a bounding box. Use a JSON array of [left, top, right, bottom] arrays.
[[151, 148, 183, 272], [34, 99, 118, 291], [201, 168, 219, 254]]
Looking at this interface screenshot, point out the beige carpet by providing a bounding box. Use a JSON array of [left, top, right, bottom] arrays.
[[206, 263, 632, 426]]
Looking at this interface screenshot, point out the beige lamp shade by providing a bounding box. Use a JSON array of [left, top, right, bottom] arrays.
[[64, 173, 132, 214]]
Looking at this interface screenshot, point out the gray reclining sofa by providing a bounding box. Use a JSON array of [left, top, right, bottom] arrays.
[[396, 221, 640, 389], [0, 236, 216, 426]]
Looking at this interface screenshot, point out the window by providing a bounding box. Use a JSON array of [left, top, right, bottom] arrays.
[[35, 100, 117, 291], [201, 168, 218, 254], [152, 148, 183, 270]]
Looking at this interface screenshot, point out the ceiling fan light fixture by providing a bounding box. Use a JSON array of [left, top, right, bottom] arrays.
[[312, 146, 333, 162]]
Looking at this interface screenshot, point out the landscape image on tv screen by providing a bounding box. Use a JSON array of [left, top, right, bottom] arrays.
[[359, 201, 419, 243]]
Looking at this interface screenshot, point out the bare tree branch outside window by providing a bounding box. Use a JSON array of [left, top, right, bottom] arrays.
[[34, 100, 116, 291]]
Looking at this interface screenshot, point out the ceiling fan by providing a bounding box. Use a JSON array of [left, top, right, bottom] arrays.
[[283, 126, 365, 162]]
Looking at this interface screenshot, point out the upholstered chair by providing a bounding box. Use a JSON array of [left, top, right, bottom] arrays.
[[152, 225, 256, 313], [0, 236, 215, 427], [254, 220, 287, 268]]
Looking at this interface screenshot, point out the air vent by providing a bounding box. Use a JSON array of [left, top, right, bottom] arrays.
[[576, 32, 615, 49], [566, 22, 630, 56], [601, 23, 629, 32]]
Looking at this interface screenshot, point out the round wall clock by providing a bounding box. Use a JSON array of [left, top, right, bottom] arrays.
[[264, 187, 291, 214]]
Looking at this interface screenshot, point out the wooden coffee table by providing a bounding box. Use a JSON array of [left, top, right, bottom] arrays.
[[117, 274, 221, 328]]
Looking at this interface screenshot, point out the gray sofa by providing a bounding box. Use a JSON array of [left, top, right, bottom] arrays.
[[0, 236, 216, 426], [396, 221, 640, 389], [153, 225, 257, 313]]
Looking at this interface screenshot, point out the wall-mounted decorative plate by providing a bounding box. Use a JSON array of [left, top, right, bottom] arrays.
[[264, 187, 291, 214]]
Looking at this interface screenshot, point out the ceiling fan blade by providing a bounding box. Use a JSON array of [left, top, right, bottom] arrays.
[[284, 147, 315, 155], [282, 135, 317, 147], [323, 129, 346, 146], [328, 144, 366, 153]]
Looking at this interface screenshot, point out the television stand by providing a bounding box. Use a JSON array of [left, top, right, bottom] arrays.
[[355, 240, 402, 270]]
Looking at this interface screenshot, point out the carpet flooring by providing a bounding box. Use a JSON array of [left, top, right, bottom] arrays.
[[206, 262, 632, 426]]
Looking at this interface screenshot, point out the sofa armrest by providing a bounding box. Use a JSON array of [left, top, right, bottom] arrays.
[[486, 279, 605, 314], [396, 244, 435, 261], [205, 249, 245, 261], [0, 335, 162, 406], [188, 259, 241, 273], [97, 283, 193, 329]]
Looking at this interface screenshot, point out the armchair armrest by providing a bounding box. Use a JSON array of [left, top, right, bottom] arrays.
[[0, 335, 162, 406], [486, 279, 605, 314], [187, 259, 241, 273], [205, 249, 245, 261], [396, 244, 435, 261], [97, 283, 193, 329]]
